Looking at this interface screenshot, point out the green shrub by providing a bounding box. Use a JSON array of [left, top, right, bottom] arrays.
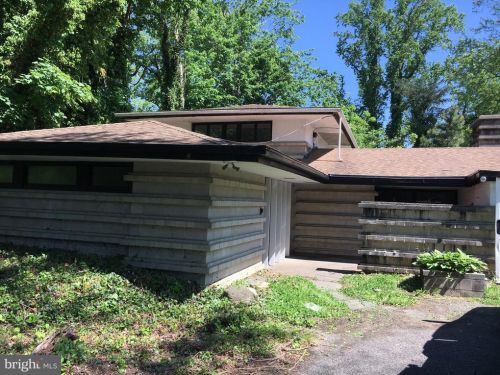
[[414, 249, 487, 274]]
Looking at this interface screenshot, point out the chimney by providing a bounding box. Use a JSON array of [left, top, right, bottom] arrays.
[[472, 115, 500, 147]]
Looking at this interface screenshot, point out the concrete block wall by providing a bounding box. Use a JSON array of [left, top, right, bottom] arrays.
[[291, 184, 376, 259], [0, 160, 269, 285], [358, 201, 496, 274]]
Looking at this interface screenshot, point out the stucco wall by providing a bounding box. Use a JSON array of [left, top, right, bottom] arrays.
[[0, 160, 288, 285]]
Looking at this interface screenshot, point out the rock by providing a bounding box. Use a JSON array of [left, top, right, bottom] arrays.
[[249, 279, 269, 290], [304, 302, 321, 312], [225, 286, 258, 304]]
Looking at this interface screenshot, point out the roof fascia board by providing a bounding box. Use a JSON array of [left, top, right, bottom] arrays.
[[0, 141, 326, 181], [328, 174, 471, 187], [115, 107, 343, 119]]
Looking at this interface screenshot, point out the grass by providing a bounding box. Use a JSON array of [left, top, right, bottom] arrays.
[[0, 247, 348, 374], [340, 273, 424, 306], [482, 283, 500, 305]]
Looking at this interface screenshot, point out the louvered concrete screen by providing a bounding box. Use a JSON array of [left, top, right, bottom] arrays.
[[358, 201, 496, 274], [291, 184, 376, 259]]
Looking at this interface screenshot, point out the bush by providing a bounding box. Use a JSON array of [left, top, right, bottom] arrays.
[[414, 249, 487, 274]]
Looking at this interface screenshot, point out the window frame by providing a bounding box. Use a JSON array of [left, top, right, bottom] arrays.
[[0, 161, 133, 193], [192, 121, 272, 142]]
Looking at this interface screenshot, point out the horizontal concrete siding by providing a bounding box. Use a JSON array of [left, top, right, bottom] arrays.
[[291, 184, 376, 259], [0, 161, 268, 285]]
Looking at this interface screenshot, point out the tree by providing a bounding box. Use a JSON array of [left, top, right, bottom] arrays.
[[336, 0, 462, 145], [399, 68, 447, 147], [384, 0, 462, 141], [0, 0, 133, 130], [420, 106, 471, 147], [445, 0, 500, 124], [336, 0, 386, 129], [133, 0, 316, 111]]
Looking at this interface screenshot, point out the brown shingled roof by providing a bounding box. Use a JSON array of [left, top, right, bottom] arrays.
[[306, 147, 500, 177], [0, 120, 237, 146]]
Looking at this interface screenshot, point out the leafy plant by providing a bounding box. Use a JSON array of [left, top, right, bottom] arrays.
[[414, 249, 487, 274]]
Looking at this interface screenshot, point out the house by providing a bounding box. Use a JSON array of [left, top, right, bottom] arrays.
[[0, 106, 499, 285]]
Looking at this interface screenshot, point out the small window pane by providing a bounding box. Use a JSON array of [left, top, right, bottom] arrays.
[[193, 124, 208, 135], [240, 123, 256, 141], [0, 165, 14, 184], [92, 165, 130, 190], [27, 166, 77, 185], [208, 124, 223, 138], [256, 122, 272, 141]]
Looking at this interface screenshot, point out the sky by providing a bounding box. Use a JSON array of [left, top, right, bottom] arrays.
[[290, 0, 490, 103]]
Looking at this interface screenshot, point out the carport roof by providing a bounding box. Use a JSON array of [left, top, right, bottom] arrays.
[[0, 120, 329, 183], [305, 147, 500, 185]]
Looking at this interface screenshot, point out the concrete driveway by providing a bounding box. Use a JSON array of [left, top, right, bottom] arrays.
[[270, 258, 500, 375]]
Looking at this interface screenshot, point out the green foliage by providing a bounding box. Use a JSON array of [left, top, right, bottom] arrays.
[[0, 0, 133, 130], [336, 0, 386, 128], [420, 106, 472, 147], [341, 273, 423, 306], [414, 249, 487, 274], [0, 247, 348, 373], [482, 283, 500, 305], [264, 276, 349, 327], [336, 0, 463, 145], [446, 38, 500, 123]]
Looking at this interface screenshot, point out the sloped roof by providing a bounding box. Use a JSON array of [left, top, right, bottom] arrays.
[[305, 147, 500, 178], [0, 120, 237, 146]]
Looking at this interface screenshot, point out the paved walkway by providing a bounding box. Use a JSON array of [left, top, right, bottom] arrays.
[[270, 258, 500, 375]]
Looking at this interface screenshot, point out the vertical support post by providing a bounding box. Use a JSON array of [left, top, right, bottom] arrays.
[[338, 117, 343, 161], [496, 177, 500, 283]]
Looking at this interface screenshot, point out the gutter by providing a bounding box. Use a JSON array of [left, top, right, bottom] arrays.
[[328, 170, 500, 187]]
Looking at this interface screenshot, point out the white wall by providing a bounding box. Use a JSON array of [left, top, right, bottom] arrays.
[[140, 114, 344, 150]]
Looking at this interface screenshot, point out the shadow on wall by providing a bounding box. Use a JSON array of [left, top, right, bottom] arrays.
[[400, 307, 500, 375]]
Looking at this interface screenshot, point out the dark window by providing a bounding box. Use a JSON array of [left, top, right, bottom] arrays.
[[192, 121, 272, 142], [0, 165, 14, 184], [91, 165, 131, 191], [0, 162, 132, 192], [376, 188, 458, 204], [27, 165, 77, 186]]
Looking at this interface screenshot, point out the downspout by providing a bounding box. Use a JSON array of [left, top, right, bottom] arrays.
[[337, 116, 343, 161], [496, 177, 500, 283]]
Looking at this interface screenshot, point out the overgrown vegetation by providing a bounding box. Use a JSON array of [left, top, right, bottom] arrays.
[[414, 249, 487, 274], [0, 247, 348, 374], [340, 273, 424, 306], [481, 283, 500, 306]]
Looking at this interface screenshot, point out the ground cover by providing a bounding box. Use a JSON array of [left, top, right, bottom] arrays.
[[0, 247, 348, 374], [340, 273, 424, 306]]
